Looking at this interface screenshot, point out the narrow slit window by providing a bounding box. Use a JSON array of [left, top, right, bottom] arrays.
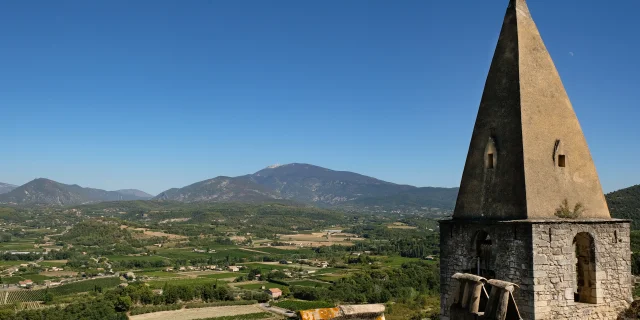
[[487, 153, 494, 169], [558, 155, 566, 167]]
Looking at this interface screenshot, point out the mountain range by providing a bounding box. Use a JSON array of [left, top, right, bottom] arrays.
[[0, 179, 152, 206], [0, 183, 17, 195], [3, 165, 637, 218], [1, 164, 459, 211], [154, 163, 457, 211]]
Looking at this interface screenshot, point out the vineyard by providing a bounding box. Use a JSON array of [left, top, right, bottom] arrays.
[[48, 277, 121, 296], [0, 290, 45, 304], [0, 277, 122, 305], [16, 301, 54, 311]]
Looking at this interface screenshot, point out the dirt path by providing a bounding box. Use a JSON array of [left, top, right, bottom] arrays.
[[239, 248, 270, 254], [129, 304, 265, 320]]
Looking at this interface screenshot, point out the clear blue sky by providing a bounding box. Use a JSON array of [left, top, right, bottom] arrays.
[[1, 0, 638, 195]]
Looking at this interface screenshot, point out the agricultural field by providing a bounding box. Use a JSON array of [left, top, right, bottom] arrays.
[[49, 277, 122, 296], [311, 268, 341, 275], [146, 277, 226, 289], [0, 260, 30, 267], [250, 247, 315, 255], [105, 254, 168, 262], [236, 282, 287, 290], [387, 222, 418, 229], [129, 304, 267, 320], [0, 239, 38, 251], [238, 263, 292, 271], [381, 256, 432, 267], [120, 226, 187, 240], [277, 232, 360, 247], [39, 270, 78, 277], [39, 260, 68, 267], [195, 272, 242, 280], [16, 301, 51, 311], [288, 280, 331, 288], [19, 273, 52, 283], [313, 274, 348, 283], [197, 313, 276, 320], [0, 277, 124, 306], [1, 276, 27, 284], [2, 289, 46, 304], [154, 248, 243, 260], [137, 270, 182, 278]]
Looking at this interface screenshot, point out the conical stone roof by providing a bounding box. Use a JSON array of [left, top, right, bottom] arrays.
[[454, 0, 610, 220]]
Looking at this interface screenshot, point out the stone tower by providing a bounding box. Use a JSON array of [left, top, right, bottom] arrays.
[[439, 0, 632, 319]]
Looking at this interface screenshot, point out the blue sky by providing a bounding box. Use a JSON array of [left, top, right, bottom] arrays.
[[1, 0, 638, 195]]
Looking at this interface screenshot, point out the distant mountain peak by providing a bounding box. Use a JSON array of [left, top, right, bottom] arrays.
[[153, 163, 458, 210], [0, 178, 153, 206]]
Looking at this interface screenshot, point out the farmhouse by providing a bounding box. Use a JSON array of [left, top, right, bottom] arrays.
[[18, 280, 33, 288], [266, 288, 282, 299], [227, 266, 240, 272]]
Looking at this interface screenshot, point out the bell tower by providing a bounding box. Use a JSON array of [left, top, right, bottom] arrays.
[[439, 0, 632, 319]]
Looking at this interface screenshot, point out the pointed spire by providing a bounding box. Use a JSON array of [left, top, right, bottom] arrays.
[[454, 0, 610, 220]]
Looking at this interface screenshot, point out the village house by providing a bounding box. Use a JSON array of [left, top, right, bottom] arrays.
[[227, 266, 240, 272], [44, 280, 62, 287], [18, 280, 33, 288], [266, 288, 282, 299]]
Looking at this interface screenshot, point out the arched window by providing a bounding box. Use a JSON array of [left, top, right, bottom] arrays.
[[573, 232, 597, 303], [472, 231, 494, 279]]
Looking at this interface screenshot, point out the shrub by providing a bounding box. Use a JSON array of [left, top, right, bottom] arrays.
[[554, 199, 583, 219]]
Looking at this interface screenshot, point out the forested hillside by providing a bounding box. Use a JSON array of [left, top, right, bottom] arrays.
[[607, 185, 640, 228]]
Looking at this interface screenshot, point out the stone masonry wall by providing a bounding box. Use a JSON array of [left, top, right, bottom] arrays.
[[531, 221, 632, 320], [439, 221, 535, 319]]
